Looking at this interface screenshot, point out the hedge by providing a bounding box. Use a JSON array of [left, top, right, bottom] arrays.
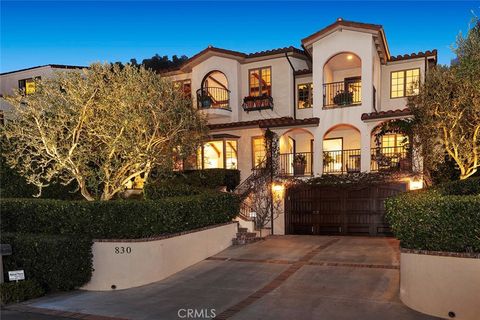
[[0, 233, 93, 292], [1, 192, 240, 239], [386, 178, 480, 253], [0, 155, 81, 200], [150, 169, 240, 192], [144, 181, 202, 199], [0, 280, 45, 305]]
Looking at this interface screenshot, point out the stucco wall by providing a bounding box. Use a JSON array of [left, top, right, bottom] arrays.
[[82, 223, 237, 291], [400, 252, 480, 320]]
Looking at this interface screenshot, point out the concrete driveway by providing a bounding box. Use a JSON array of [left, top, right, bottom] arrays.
[[8, 236, 439, 320]]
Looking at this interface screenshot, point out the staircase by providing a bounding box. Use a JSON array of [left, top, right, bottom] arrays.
[[232, 227, 264, 245]]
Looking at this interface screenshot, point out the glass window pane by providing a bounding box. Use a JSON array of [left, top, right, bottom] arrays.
[[252, 137, 266, 168], [225, 140, 238, 169], [203, 141, 224, 169]]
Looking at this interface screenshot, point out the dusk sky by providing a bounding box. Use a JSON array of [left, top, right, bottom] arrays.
[[1, 1, 479, 73]]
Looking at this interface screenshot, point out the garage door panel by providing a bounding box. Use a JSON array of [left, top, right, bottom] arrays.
[[286, 183, 407, 236]]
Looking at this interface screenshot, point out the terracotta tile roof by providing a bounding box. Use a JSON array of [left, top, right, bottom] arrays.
[[0, 64, 87, 76], [247, 46, 306, 58], [389, 50, 437, 62], [361, 108, 411, 121], [294, 69, 312, 76], [208, 117, 319, 131], [302, 19, 383, 45]]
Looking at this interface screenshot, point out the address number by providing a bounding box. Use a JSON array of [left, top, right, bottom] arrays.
[[115, 246, 132, 254]]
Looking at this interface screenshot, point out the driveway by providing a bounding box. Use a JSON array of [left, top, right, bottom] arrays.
[[7, 236, 439, 320]]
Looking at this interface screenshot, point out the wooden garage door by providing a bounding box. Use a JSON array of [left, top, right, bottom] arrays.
[[285, 183, 407, 236]]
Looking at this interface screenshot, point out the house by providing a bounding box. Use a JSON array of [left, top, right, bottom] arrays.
[[162, 18, 437, 236], [0, 64, 86, 123]]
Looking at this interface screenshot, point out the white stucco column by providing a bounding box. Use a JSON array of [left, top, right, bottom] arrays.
[[314, 128, 323, 176], [360, 126, 371, 172]]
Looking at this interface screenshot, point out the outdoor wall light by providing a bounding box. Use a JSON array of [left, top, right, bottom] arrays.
[[409, 178, 423, 190], [271, 183, 285, 198], [347, 54, 354, 60]]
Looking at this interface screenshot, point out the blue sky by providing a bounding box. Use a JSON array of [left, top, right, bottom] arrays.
[[1, 1, 478, 72]]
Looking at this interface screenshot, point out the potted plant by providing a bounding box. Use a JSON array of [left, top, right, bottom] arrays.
[[323, 151, 334, 168], [333, 90, 354, 106], [198, 94, 212, 108], [292, 154, 307, 175]]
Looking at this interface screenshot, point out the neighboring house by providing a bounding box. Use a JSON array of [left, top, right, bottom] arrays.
[[162, 18, 437, 236], [0, 64, 86, 122], [163, 18, 436, 182]]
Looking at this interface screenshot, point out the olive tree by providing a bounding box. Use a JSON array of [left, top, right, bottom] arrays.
[[408, 19, 480, 180], [1, 63, 207, 200]]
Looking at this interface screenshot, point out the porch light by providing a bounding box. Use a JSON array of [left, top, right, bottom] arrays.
[[409, 178, 423, 190], [347, 54, 353, 60], [271, 182, 285, 198]]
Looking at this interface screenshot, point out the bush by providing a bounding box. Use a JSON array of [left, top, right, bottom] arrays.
[[435, 177, 480, 196], [0, 280, 45, 305], [1, 192, 240, 239], [386, 182, 480, 253], [0, 233, 92, 292], [151, 169, 240, 192], [0, 155, 80, 200], [144, 180, 202, 199]]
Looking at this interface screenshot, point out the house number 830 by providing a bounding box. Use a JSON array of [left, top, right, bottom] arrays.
[[115, 246, 132, 254]]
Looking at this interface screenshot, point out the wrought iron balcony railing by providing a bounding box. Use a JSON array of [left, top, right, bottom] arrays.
[[323, 149, 361, 174], [196, 87, 230, 110], [279, 152, 313, 177], [323, 80, 362, 108], [370, 146, 411, 172]]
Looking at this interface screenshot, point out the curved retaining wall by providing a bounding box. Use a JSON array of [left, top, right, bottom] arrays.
[[82, 222, 237, 291], [400, 250, 480, 320]]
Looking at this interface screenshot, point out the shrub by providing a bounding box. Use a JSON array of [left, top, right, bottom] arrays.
[[0, 280, 45, 305], [386, 187, 480, 253], [1, 192, 240, 239], [0, 233, 93, 292], [151, 169, 240, 192], [435, 177, 480, 196], [0, 155, 80, 200], [144, 180, 202, 199]]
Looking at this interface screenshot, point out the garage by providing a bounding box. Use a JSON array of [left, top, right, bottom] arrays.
[[285, 183, 407, 236]]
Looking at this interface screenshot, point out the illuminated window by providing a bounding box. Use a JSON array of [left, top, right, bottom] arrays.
[[173, 79, 191, 97], [18, 78, 39, 95], [382, 134, 408, 150], [297, 83, 313, 109], [252, 137, 266, 168], [225, 140, 238, 169], [196, 139, 238, 169], [391, 68, 420, 98], [249, 67, 271, 97]]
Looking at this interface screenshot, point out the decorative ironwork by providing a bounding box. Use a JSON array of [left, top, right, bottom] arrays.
[[242, 94, 274, 112], [279, 152, 313, 176], [323, 80, 361, 107], [196, 87, 230, 110], [370, 146, 411, 172], [323, 149, 361, 174]]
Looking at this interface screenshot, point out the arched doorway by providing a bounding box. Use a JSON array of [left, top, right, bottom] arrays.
[[323, 124, 361, 174], [197, 71, 230, 110], [278, 128, 314, 176], [323, 52, 362, 107]]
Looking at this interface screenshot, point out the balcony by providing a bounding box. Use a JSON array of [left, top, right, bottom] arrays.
[[323, 149, 361, 174], [279, 152, 313, 177], [196, 87, 231, 118], [242, 94, 274, 112], [371, 146, 411, 172], [323, 80, 362, 108]]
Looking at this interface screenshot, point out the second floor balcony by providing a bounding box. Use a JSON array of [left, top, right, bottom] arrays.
[[323, 79, 362, 108]]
